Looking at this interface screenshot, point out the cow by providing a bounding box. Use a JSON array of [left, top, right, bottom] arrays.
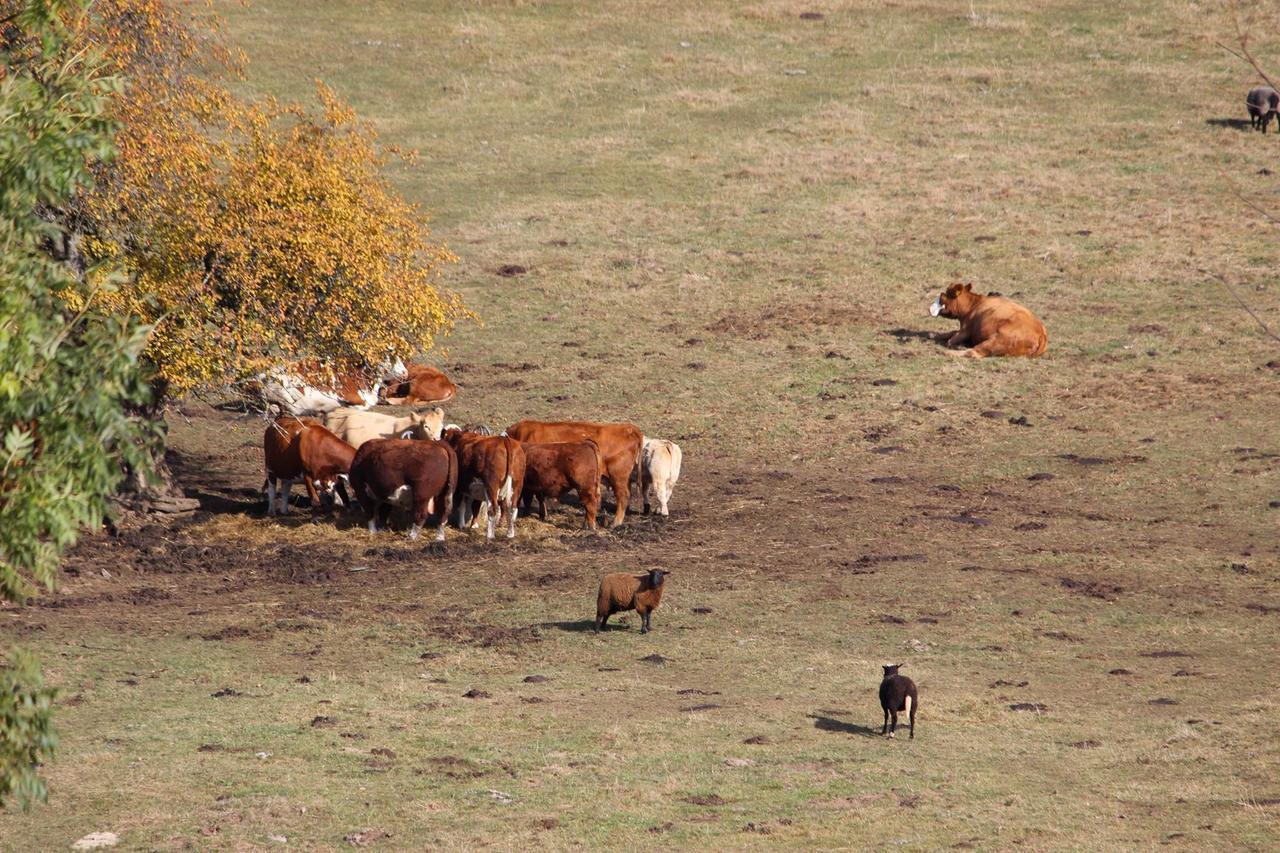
[[505, 420, 642, 526], [441, 428, 526, 540], [255, 359, 405, 416], [347, 438, 457, 542], [929, 282, 1048, 359], [381, 363, 458, 406], [519, 440, 604, 530], [637, 437, 682, 517], [324, 407, 445, 448], [262, 417, 356, 516]]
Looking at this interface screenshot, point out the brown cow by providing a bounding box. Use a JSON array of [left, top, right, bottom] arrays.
[[441, 428, 526, 540], [519, 440, 604, 530], [348, 438, 457, 541], [262, 417, 356, 516], [929, 283, 1048, 359], [381, 363, 457, 406], [506, 420, 642, 526]]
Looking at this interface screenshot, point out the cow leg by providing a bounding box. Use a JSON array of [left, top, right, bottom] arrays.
[[505, 501, 518, 539], [304, 477, 322, 510], [640, 468, 652, 515], [659, 482, 671, 517], [583, 490, 600, 530], [537, 495, 548, 521], [456, 494, 469, 530], [267, 477, 278, 517], [608, 473, 629, 527], [436, 490, 451, 542], [485, 494, 497, 541], [279, 479, 293, 514]]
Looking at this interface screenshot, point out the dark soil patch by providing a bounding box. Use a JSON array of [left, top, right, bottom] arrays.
[[878, 614, 907, 624], [1071, 740, 1101, 749], [676, 688, 720, 696], [1015, 522, 1048, 531], [939, 513, 990, 527], [1027, 473, 1055, 481], [496, 264, 527, 277], [210, 687, 243, 698], [692, 607, 713, 614], [990, 680, 1028, 688], [639, 654, 671, 664], [1060, 577, 1122, 601], [311, 715, 337, 727], [685, 794, 728, 806], [1009, 703, 1048, 712], [1040, 631, 1082, 642], [680, 704, 723, 712], [1141, 650, 1192, 658], [418, 756, 486, 779], [799, 11, 824, 20], [536, 817, 560, 831], [522, 675, 550, 683], [462, 689, 491, 699], [1109, 669, 1134, 676], [743, 735, 771, 745], [1149, 697, 1179, 706], [870, 476, 906, 485]]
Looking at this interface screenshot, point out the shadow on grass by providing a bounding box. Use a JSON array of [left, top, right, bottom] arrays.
[[883, 327, 948, 346], [809, 714, 882, 738], [543, 619, 602, 633], [1205, 117, 1254, 132]]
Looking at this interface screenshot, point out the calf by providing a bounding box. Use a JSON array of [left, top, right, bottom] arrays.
[[929, 282, 1047, 358], [879, 664, 918, 739], [637, 437, 683, 516], [347, 438, 457, 541], [325, 406, 445, 448], [1248, 86, 1280, 132], [506, 420, 642, 526], [520, 440, 603, 529], [262, 417, 356, 515], [381, 363, 458, 406], [442, 428, 526, 540]]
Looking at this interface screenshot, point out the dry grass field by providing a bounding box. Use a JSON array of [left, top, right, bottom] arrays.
[[3, 0, 1280, 848]]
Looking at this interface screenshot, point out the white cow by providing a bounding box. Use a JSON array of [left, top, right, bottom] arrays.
[[637, 437, 682, 517], [256, 360, 408, 416], [325, 406, 445, 448]]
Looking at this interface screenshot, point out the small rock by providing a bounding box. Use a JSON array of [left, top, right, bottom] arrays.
[[488, 789, 513, 804], [256, 751, 271, 760], [310, 715, 337, 727], [72, 833, 119, 850], [724, 757, 756, 767], [268, 835, 288, 844], [692, 607, 713, 614], [1008, 416, 1030, 427]]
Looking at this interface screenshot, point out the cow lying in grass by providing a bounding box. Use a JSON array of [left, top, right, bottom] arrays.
[[929, 282, 1047, 358]]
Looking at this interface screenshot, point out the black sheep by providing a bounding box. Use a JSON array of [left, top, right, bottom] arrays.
[[879, 663, 918, 739], [1247, 86, 1280, 133]]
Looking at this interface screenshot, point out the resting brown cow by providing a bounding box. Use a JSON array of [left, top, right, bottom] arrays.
[[442, 428, 526, 540], [519, 440, 604, 530], [262, 417, 356, 515], [505, 420, 641, 526], [381, 363, 457, 406], [348, 438, 457, 542]]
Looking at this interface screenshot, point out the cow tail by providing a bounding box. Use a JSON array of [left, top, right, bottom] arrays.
[[500, 435, 516, 503], [445, 444, 459, 519]]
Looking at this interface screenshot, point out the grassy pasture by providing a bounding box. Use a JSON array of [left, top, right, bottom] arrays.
[[2, 0, 1280, 849]]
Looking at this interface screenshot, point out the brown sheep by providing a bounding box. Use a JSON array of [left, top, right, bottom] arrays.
[[595, 569, 669, 633]]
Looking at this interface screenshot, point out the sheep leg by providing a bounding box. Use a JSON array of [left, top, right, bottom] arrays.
[[888, 709, 898, 738], [640, 609, 652, 634], [595, 613, 608, 632], [909, 703, 916, 740], [882, 708, 889, 735]]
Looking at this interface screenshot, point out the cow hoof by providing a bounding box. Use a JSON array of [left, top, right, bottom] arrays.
[[435, 532, 446, 542], [887, 732, 895, 739], [506, 531, 516, 540]]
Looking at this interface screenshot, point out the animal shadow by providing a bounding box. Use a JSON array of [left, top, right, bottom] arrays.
[[809, 714, 882, 738], [882, 328, 949, 347], [542, 620, 601, 633], [1205, 117, 1254, 132]]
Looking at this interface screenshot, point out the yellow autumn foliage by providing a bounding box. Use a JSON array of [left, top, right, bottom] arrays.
[[39, 0, 469, 394]]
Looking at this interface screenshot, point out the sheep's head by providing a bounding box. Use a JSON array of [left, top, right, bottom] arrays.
[[647, 568, 669, 587], [930, 282, 976, 319], [882, 663, 902, 677]]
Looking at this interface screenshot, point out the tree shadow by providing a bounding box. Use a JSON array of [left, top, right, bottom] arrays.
[[1205, 118, 1254, 132], [809, 714, 882, 738]]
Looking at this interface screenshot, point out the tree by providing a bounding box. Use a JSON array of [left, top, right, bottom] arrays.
[[4, 0, 468, 400], [0, 0, 153, 808]]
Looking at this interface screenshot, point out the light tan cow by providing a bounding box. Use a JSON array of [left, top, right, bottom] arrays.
[[324, 406, 445, 448], [637, 437, 682, 517]]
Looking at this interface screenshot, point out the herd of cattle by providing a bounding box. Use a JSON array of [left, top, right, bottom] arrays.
[[256, 360, 683, 540]]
